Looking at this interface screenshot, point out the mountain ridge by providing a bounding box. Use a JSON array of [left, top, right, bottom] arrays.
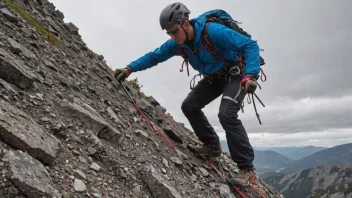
[[261, 143, 352, 179], [264, 162, 352, 198]]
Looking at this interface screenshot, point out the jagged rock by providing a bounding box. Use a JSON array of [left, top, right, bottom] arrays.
[[199, 167, 209, 177], [147, 96, 160, 106], [0, 2, 6, 8], [170, 157, 182, 166], [0, 100, 61, 164], [135, 129, 150, 139], [0, 48, 36, 89], [164, 126, 183, 144], [0, 77, 18, 95], [106, 106, 125, 127], [210, 183, 236, 198], [0, 8, 17, 23], [132, 185, 142, 198], [65, 22, 79, 34], [60, 98, 122, 144], [55, 10, 64, 20], [43, 60, 60, 72], [73, 169, 86, 180], [7, 37, 36, 59], [3, 150, 59, 197], [90, 162, 101, 171], [141, 165, 182, 198], [79, 130, 105, 153]]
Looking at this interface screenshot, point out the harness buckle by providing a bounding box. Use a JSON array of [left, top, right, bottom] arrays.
[[229, 66, 241, 76]]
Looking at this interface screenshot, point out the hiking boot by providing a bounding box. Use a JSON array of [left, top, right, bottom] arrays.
[[188, 143, 222, 157], [229, 168, 257, 187]]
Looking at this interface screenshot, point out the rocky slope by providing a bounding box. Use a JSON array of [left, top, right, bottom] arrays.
[[264, 162, 352, 198], [0, 0, 283, 197]]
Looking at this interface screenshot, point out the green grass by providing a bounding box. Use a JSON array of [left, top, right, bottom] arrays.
[[4, 0, 61, 49]]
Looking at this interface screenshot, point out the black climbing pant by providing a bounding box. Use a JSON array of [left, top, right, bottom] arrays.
[[181, 73, 254, 169]]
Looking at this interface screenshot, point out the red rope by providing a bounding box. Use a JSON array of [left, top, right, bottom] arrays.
[[160, 110, 192, 139], [200, 155, 247, 198], [90, 68, 102, 80], [132, 103, 177, 151]]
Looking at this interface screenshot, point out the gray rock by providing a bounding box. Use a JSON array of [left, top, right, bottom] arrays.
[[162, 168, 167, 174], [135, 129, 149, 139], [55, 10, 65, 20], [0, 48, 36, 89], [210, 183, 236, 198], [170, 157, 182, 166], [163, 158, 169, 168], [106, 106, 125, 127], [0, 100, 61, 164], [141, 165, 181, 198], [7, 37, 36, 59], [74, 179, 86, 192], [80, 130, 105, 153], [3, 150, 58, 197], [66, 22, 79, 34], [93, 193, 102, 198], [147, 96, 160, 106], [199, 167, 209, 177], [0, 77, 18, 95], [163, 126, 183, 144], [0, 8, 17, 23], [60, 98, 122, 144], [43, 60, 59, 72], [132, 185, 142, 198], [90, 162, 101, 171]]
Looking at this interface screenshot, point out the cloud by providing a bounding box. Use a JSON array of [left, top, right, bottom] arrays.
[[206, 95, 352, 134], [247, 128, 352, 148]]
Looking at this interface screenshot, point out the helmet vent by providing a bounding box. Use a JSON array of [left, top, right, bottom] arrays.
[[175, 4, 180, 10], [168, 12, 174, 23]]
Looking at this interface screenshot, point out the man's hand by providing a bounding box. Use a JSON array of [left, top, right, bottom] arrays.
[[241, 75, 258, 93], [114, 66, 133, 81]]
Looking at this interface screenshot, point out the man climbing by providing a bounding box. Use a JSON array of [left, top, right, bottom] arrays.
[[114, 2, 260, 187]]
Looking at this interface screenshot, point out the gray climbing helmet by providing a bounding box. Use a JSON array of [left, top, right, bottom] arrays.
[[159, 2, 191, 30]]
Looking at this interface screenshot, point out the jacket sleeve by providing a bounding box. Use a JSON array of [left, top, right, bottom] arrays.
[[128, 39, 178, 72], [206, 23, 260, 76]]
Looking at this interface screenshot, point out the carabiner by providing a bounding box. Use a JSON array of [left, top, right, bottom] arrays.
[[229, 66, 240, 76]]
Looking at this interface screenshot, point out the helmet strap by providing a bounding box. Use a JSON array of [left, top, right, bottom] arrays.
[[181, 26, 189, 41]]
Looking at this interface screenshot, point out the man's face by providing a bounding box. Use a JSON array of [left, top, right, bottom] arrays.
[[166, 22, 185, 45]]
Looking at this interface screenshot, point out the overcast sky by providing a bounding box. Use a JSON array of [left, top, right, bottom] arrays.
[[49, 0, 352, 148]]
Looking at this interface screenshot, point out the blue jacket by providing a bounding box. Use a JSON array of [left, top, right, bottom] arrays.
[[128, 10, 260, 76]]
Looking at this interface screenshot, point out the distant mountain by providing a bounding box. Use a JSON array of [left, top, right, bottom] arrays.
[[261, 143, 352, 178], [264, 162, 352, 198], [286, 146, 327, 160], [220, 141, 294, 174], [254, 146, 301, 156], [254, 150, 294, 174], [254, 146, 328, 159]]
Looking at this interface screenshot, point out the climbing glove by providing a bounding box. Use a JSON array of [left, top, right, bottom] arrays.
[[114, 66, 133, 81], [240, 75, 258, 94]]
